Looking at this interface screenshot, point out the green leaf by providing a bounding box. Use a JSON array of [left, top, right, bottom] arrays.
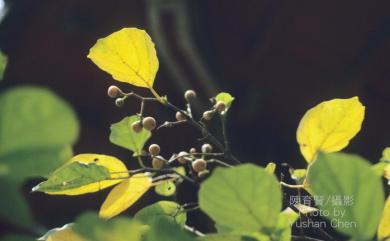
[[308, 152, 385, 240], [0, 146, 73, 180], [0, 86, 79, 156], [0, 86, 79, 230], [110, 115, 151, 156], [33, 162, 110, 193], [289, 169, 307, 184], [0, 234, 36, 241], [381, 147, 390, 162], [265, 162, 276, 174], [143, 217, 195, 241], [0, 179, 35, 229], [154, 181, 176, 196], [199, 164, 282, 232], [135, 201, 187, 226], [0, 50, 7, 81], [269, 208, 299, 241], [215, 92, 234, 114], [197, 234, 261, 241], [74, 212, 145, 241]]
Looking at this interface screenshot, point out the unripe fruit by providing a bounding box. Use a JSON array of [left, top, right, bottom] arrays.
[[192, 159, 207, 172], [202, 111, 214, 121], [177, 151, 188, 164], [142, 117, 156, 131], [201, 143, 213, 153], [184, 90, 197, 102], [131, 121, 142, 133], [189, 148, 197, 154], [107, 85, 122, 98], [152, 156, 165, 169], [175, 111, 186, 121], [148, 144, 161, 156], [198, 169, 210, 178], [215, 101, 226, 113], [115, 98, 125, 107]]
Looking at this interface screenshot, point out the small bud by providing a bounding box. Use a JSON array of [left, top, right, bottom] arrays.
[[131, 121, 142, 133], [152, 156, 165, 169], [107, 85, 122, 98], [201, 143, 213, 153], [192, 159, 207, 172], [198, 169, 210, 178], [177, 151, 188, 164], [175, 111, 186, 121], [189, 148, 197, 154], [148, 144, 161, 156], [115, 98, 125, 107], [215, 101, 226, 113], [202, 111, 214, 121], [142, 117, 157, 131], [184, 90, 197, 102]]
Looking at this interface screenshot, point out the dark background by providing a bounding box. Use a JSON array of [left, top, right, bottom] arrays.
[[0, 0, 389, 238]]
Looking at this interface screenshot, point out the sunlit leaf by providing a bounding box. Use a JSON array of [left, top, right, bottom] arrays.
[[378, 196, 390, 241], [99, 173, 152, 219], [88, 28, 159, 96], [135, 201, 186, 226], [74, 213, 145, 241], [308, 152, 384, 240], [199, 164, 282, 232], [297, 97, 365, 162], [154, 181, 176, 196], [38, 224, 85, 241], [34, 154, 128, 195], [110, 115, 151, 156], [0, 50, 7, 81]]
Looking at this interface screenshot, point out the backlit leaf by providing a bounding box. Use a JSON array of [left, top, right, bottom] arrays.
[[135, 201, 186, 226], [110, 115, 151, 156], [308, 152, 384, 240], [99, 173, 152, 219], [34, 154, 128, 195], [87, 28, 159, 95], [297, 97, 365, 162], [378, 196, 390, 241], [199, 164, 282, 232]]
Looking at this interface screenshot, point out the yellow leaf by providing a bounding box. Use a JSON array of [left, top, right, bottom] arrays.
[[87, 28, 160, 96], [378, 196, 390, 240], [39, 224, 86, 241], [297, 97, 365, 162], [47, 154, 128, 195], [99, 173, 152, 219]]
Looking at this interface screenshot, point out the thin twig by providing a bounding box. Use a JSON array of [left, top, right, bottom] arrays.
[[184, 225, 205, 237]]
